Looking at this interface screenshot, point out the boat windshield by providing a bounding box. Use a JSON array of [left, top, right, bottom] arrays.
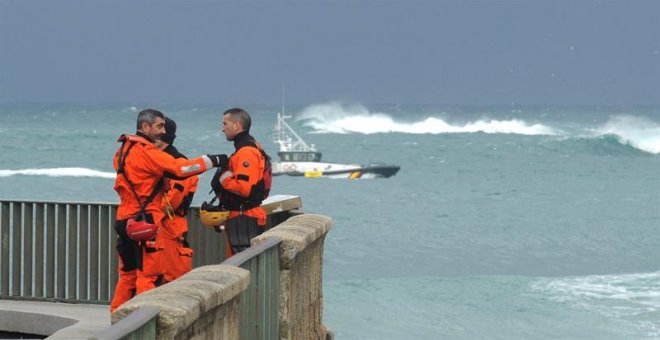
[[279, 151, 322, 162]]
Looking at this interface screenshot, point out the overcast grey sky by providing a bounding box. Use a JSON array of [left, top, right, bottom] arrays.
[[1, 0, 660, 106]]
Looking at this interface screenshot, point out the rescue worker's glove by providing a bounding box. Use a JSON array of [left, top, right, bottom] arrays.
[[208, 154, 229, 169]]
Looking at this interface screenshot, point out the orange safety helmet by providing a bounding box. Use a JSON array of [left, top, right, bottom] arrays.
[[126, 217, 160, 241]]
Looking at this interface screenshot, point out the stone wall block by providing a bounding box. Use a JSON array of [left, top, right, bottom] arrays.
[[278, 269, 291, 339], [253, 214, 332, 340], [109, 213, 331, 340], [254, 214, 332, 269], [174, 299, 238, 340], [112, 264, 249, 339], [178, 265, 251, 307]]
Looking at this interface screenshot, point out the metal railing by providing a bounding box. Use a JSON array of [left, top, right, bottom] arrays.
[[223, 237, 281, 340], [93, 306, 160, 340], [0, 199, 227, 303], [1, 196, 301, 339], [0, 200, 117, 302], [94, 236, 282, 340]]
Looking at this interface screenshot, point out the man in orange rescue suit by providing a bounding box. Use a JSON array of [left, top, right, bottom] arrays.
[[111, 109, 226, 312], [212, 108, 270, 257], [154, 117, 198, 283]]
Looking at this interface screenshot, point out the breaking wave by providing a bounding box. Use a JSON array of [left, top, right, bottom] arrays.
[[296, 103, 660, 154], [297, 102, 559, 135], [588, 115, 660, 154], [0, 167, 116, 179]]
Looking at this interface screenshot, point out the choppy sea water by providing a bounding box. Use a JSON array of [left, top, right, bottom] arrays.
[[1, 103, 660, 339]]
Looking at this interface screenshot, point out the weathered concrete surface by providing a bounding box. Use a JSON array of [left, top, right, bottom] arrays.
[[253, 213, 333, 340], [0, 299, 109, 339], [112, 264, 249, 340]]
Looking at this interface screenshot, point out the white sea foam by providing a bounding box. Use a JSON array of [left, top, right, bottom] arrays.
[[537, 271, 660, 303], [533, 271, 660, 336], [590, 115, 660, 154], [297, 102, 559, 135], [0, 167, 116, 179]]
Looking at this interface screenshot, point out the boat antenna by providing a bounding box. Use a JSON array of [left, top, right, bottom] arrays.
[[273, 89, 315, 152], [281, 85, 286, 114]]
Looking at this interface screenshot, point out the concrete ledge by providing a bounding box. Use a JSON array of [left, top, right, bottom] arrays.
[[0, 310, 75, 337], [253, 214, 333, 269], [261, 195, 302, 215], [0, 300, 109, 339], [253, 213, 333, 340], [112, 264, 249, 339]]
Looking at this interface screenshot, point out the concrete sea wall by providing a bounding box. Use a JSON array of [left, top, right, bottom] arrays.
[[111, 213, 333, 340]]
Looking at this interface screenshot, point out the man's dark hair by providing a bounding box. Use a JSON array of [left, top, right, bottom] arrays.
[[136, 109, 165, 130], [223, 108, 251, 132]]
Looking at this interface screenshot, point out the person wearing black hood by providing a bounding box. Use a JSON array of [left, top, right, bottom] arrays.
[[155, 117, 198, 282]]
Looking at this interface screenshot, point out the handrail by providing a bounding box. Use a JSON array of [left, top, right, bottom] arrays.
[[0, 200, 226, 303], [93, 306, 160, 340], [222, 237, 282, 267], [0, 198, 119, 206]]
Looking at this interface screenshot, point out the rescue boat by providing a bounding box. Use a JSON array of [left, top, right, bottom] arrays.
[[271, 112, 400, 179]]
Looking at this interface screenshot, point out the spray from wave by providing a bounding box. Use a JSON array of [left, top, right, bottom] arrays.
[[297, 102, 559, 136], [0, 167, 116, 179], [590, 115, 660, 154]]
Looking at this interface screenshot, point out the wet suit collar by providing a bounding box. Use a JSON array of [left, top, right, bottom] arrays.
[[233, 131, 256, 150]]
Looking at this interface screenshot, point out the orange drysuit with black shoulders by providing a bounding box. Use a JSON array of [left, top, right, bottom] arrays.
[[110, 133, 212, 312], [159, 144, 198, 283], [217, 131, 268, 256]]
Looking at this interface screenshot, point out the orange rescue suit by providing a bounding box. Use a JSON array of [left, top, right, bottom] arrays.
[[159, 145, 198, 282], [113, 134, 211, 223], [110, 134, 211, 312], [217, 132, 268, 256]]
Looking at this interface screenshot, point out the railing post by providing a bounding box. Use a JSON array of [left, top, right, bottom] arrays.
[[66, 204, 77, 299], [55, 203, 66, 299], [34, 203, 44, 298], [109, 205, 119, 302], [99, 205, 111, 302], [23, 202, 33, 297], [0, 202, 9, 297], [79, 204, 89, 301], [10, 202, 20, 297], [45, 203, 55, 298]]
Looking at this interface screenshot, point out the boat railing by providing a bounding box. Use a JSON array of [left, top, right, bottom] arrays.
[[273, 112, 316, 153]]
